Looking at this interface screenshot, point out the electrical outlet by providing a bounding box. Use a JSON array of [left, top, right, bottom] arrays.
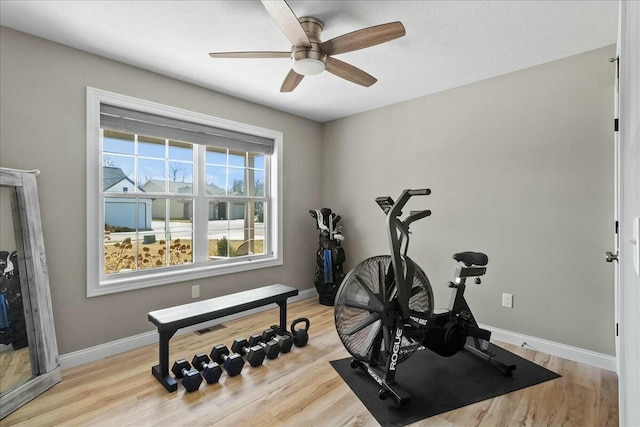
[[191, 285, 200, 299], [502, 293, 513, 308]]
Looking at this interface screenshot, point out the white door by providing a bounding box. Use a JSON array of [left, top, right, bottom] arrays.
[[617, 1, 640, 424], [607, 30, 621, 373]]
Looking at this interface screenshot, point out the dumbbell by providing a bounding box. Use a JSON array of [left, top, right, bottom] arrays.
[[191, 353, 223, 384], [210, 344, 244, 376], [261, 328, 293, 353], [230, 338, 265, 367], [248, 333, 280, 359], [248, 329, 292, 358], [171, 359, 203, 392]]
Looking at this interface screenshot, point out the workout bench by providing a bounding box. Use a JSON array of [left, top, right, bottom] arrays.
[[148, 284, 299, 392]]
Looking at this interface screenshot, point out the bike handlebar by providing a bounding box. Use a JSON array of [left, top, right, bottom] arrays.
[[389, 188, 431, 218], [407, 189, 431, 196]]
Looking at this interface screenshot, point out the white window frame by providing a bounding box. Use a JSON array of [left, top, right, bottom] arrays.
[[86, 87, 283, 297]]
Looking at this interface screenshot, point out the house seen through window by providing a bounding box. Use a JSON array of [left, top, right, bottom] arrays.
[[102, 131, 267, 274]]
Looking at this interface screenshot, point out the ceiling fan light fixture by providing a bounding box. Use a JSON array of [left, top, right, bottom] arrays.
[[292, 58, 326, 75]]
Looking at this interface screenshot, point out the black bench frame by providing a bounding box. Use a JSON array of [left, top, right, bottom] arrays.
[[147, 284, 299, 392]]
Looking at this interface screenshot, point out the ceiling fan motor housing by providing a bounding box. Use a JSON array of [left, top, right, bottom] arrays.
[[292, 17, 327, 75]]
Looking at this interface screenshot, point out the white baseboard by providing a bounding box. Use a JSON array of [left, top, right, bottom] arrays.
[[59, 287, 317, 370], [59, 288, 617, 373], [481, 323, 617, 372]]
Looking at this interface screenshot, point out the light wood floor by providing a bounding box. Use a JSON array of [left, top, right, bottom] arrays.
[[1, 298, 618, 426], [0, 346, 32, 395]]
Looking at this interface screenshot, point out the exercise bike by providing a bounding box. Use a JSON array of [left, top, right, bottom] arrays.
[[334, 188, 515, 408]]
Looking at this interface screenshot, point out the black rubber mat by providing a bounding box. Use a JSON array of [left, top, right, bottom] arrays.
[[331, 343, 560, 427]]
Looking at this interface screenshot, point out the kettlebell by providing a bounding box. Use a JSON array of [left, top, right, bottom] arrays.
[[290, 317, 310, 347]]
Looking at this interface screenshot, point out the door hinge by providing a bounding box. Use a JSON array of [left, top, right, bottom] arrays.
[[616, 323, 619, 337], [615, 118, 619, 132], [605, 251, 619, 262], [616, 220, 619, 234], [609, 56, 620, 77]]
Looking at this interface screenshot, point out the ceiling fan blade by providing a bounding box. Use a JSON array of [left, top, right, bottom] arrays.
[[209, 51, 291, 59], [261, 0, 311, 48], [320, 21, 405, 56], [325, 57, 377, 87], [280, 69, 304, 92]]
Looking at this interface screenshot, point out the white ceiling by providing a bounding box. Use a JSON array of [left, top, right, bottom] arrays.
[[0, 1, 618, 123]]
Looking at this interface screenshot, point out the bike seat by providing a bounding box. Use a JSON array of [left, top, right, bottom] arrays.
[[453, 252, 488, 267]]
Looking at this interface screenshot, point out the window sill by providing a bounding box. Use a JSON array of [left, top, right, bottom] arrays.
[[88, 256, 282, 297]]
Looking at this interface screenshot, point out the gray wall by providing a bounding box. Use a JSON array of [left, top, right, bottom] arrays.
[[0, 25, 618, 358], [0, 27, 323, 354], [323, 46, 616, 355]]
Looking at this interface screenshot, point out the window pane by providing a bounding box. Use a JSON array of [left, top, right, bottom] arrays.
[[206, 166, 226, 195], [228, 150, 246, 167], [139, 136, 165, 158], [229, 202, 247, 257], [208, 201, 228, 258], [252, 234, 265, 255], [208, 200, 228, 220], [138, 158, 165, 191], [210, 235, 230, 258], [229, 202, 246, 226], [249, 153, 265, 170], [103, 156, 135, 192], [103, 130, 134, 155], [249, 169, 265, 197], [169, 233, 193, 266], [233, 237, 264, 257], [137, 234, 161, 270], [104, 233, 136, 274], [152, 236, 169, 269], [233, 233, 251, 257], [105, 198, 137, 232], [169, 140, 193, 161], [151, 198, 167, 228], [206, 147, 226, 165], [136, 199, 153, 231], [167, 198, 193, 265], [228, 168, 245, 196], [254, 202, 265, 226], [139, 238, 163, 270], [168, 161, 193, 194], [169, 199, 193, 228]]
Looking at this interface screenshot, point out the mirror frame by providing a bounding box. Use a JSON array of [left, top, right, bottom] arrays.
[[0, 168, 60, 419]]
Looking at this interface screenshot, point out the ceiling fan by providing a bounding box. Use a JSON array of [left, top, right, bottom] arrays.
[[209, 0, 406, 92]]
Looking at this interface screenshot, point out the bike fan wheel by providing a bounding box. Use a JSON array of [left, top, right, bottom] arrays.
[[334, 255, 433, 366]]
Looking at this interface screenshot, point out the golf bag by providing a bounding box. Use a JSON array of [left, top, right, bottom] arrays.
[[309, 208, 345, 306]]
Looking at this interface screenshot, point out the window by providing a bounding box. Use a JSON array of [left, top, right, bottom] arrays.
[[86, 88, 283, 296]]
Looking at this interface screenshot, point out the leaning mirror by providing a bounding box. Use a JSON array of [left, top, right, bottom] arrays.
[[0, 168, 60, 419]]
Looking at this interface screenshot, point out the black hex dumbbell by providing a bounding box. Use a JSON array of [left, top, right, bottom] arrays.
[[248, 331, 281, 359], [231, 338, 265, 367], [191, 353, 223, 384], [260, 328, 293, 354], [210, 344, 244, 376], [171, 359, 203, 392]]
